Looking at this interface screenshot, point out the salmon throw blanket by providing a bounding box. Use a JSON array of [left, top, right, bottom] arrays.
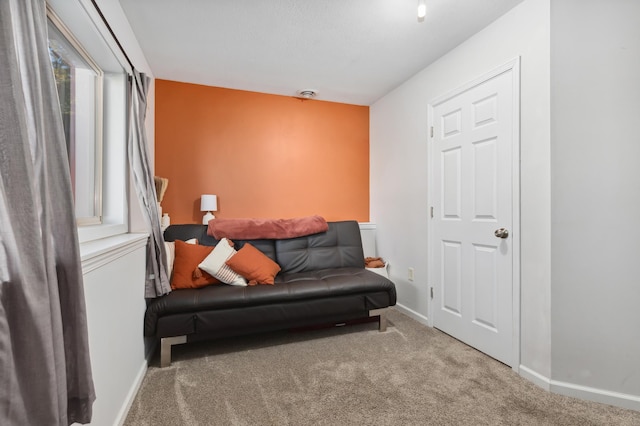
[[207, 215, 329, 240]]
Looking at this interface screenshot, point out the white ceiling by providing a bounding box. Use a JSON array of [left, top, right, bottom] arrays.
[[119, 0, 524, 105]]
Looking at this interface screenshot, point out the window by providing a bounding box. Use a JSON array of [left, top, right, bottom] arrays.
[[46, 2, 129, 242], [48, 13, 103, 225]]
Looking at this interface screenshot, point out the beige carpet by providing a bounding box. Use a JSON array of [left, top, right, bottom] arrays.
[[125, 309, 640, 425]]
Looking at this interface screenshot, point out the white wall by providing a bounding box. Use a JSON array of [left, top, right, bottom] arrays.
[[550, 0, 640, 406], [370, 0, 551, 377], [81, 235, 148, 426]]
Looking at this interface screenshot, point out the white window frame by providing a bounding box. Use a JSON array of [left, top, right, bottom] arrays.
[[47, 0, 131, 243], [47, 7, 104, 226]]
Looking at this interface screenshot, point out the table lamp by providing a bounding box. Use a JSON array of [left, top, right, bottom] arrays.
[[200, 194, 217, 224]]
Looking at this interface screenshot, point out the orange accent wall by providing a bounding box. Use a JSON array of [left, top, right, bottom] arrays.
[[155, 80, 369, 224]]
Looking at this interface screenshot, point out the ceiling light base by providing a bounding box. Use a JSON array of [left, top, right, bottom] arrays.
[[296, 89, 318, 99]]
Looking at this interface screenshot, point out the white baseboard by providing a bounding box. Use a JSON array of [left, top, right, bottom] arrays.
[[519, 365, 551, 391], [550, 379, 640, 412], [115, 359, 148, 426], [394, 303, 429, 327], [519, 365, 640, 412]]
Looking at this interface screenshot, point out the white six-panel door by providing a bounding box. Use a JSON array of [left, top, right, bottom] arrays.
[[429, 61, 519, 366]]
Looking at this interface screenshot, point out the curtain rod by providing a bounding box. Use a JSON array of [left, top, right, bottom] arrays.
[[90, 0, 135, 72]]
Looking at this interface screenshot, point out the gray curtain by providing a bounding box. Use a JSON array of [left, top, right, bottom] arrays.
[[127, 70, 171, 298], [0, 0, 95, 424]]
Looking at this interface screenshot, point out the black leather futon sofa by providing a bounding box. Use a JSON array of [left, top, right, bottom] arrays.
[[144, 220, 397, 366]]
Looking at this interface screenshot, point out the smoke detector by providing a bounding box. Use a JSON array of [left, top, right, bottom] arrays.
[[296, 89, 318, 99]]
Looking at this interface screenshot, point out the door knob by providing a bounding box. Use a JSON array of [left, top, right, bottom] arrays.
[[494, 228, 509, 239]]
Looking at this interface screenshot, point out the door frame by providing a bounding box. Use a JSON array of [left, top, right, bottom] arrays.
[[426, 57, 521, 372]]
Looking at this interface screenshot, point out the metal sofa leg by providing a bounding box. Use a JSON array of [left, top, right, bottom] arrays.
[[160, 335, 187, 367], [369, 308, 389, 332]]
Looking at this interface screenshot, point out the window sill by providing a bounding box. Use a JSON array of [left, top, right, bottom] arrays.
[[80, 233, 148, 274], [78, 223, 128, 244]]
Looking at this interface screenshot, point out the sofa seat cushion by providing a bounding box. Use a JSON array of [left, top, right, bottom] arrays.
[[144, 268, 396, 336], [273, 268, 394, 295]]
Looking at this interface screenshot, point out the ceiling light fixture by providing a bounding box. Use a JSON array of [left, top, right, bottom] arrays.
[[417, 0, 427, 20], [296, 89, 317, 99]]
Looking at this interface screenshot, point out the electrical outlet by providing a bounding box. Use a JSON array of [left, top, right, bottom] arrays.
[[408, 267, 414, 282]]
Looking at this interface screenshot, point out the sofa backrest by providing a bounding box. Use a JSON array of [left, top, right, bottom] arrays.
[[163, 224, 278, 262], [163, 224, 209, 243], [275, 221, 365, 273], [163, 220, 364, 272]]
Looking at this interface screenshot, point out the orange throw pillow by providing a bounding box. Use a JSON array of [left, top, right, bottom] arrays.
[[225, 243, 281, 285], [171, 240, 219, 289]]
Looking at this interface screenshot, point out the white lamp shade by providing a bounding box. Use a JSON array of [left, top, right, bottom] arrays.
[[200, 194, 218, 212]]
